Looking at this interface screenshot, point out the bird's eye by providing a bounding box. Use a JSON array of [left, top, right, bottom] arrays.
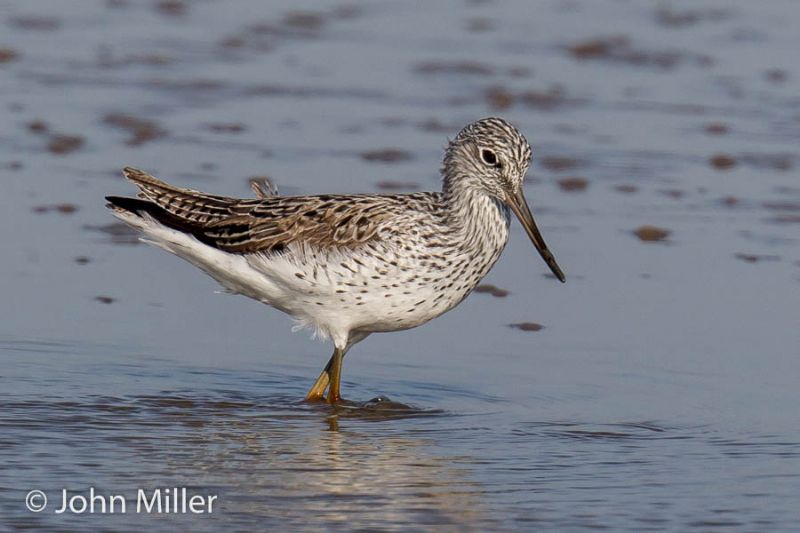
[[480, 149, 498, 167]]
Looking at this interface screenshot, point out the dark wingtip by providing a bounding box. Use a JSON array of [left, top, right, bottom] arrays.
[[104, 195, 205, 241], [105, 195, 150, 214], [105, 195, 123, 209]]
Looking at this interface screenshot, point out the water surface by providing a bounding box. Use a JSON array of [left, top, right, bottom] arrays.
[[1, 0, 799, 530]]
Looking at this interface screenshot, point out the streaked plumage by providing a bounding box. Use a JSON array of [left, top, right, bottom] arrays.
[[106, 117, 565, 403]]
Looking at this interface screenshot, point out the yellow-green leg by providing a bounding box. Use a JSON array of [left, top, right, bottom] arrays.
[[305, 334, 369, 403], [304, 346, 345, 403], [326, 347, 345, 404], [305, 353, 334, 401]]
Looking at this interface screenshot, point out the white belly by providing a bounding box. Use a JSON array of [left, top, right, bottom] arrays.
[[246, 242, 474, 336], [114, 205, 508, 346]]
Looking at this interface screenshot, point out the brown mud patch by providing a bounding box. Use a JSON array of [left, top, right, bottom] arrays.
[[361, 149, 413, 163], [103, 113, 167, 146], [557, 177, 589, 192], [155, 0, 187, 17], [414, 60, 530, 78], [708, 153, 793, 172], [539, 155, 581, 172], [485, 86, 514, 110], [97, 51, 172, 68], [0, 48, 19, 63], [32, 203, 79, 215], [27, 120, 85, 154], [633, 225, 671, 242], [704, 122, 729, 135], [47, 134, 85, 155], [217, 7, 359, 53], [567, 35, 708, 69], [710, 154, 737, 170], [27, 119, 48, 133], [659, 189, 685, 200], [486, 85, 580, 111]]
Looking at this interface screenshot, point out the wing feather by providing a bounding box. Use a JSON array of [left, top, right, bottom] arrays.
[[117, 167, 426, 254]]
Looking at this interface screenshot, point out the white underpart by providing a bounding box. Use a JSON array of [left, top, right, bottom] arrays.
[[112, 210, 336, 342]]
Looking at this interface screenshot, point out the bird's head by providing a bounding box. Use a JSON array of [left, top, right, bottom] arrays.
[[443, 117, 565, 282]]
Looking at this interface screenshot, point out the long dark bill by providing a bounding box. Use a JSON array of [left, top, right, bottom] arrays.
[[506, 189, 566, 283]]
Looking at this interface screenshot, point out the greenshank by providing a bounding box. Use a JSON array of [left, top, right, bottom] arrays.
[[106, 117, 565, 403]]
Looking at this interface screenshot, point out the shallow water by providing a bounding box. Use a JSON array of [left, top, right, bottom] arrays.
[[1, 0, 799, 530]]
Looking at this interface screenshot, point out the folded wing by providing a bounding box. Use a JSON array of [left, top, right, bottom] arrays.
[[107, 167, 398, 254]]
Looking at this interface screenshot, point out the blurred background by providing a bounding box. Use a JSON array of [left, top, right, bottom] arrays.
[[1, 0, 798, 530]]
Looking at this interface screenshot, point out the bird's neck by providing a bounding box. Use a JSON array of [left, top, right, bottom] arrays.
[[442, 176, 511, 252]]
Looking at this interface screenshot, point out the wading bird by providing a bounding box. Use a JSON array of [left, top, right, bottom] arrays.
[[106, 117, 565, 403]]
